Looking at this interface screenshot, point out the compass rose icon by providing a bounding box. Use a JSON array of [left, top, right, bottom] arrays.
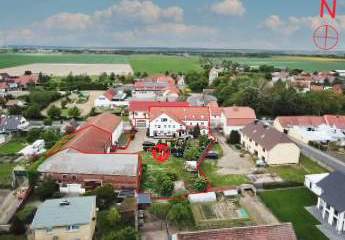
[[313, 24, 339, 50]]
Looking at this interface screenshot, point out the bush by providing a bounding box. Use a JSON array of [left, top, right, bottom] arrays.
[[47, 105, 62, 120], [193, 177, 208, 192], [103, 227, 138, 240], [10, 217, 26, 235], [88, 184, 115, 210], [36, 178, 59, 201], [16, 206, 37, 224], [68, 106, 81, 118], [43, 117, 53, 126], [148, 203, 171, 219], [107, 208, 121, 226], [154, 173, 174, 196]]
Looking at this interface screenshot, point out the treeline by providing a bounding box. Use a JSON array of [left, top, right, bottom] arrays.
[[213, 76, 345, 117]]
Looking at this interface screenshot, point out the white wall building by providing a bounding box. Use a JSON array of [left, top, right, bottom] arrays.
[[304, 173, 329, 196], [221, 106, 256, 136], [209, 67, 224, 85], [94, 88, 128, 108]]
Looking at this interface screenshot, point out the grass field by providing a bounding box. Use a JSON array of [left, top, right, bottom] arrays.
[[0, 138, 27, 155], [259, 188, 328, 240], [220, 56, 345, 72], [201, 160, 249, 187], [0, 163, 16, 187], [0, 53, 202, 74], [268, 155, 328, 184]]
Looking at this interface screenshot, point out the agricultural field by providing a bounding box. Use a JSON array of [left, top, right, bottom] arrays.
[[0, 53, 202, 74], [218, 56, 345, 72], [259, 188, 328, 240]]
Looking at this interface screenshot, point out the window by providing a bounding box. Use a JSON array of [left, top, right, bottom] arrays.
[[66, 225, 80, 232], [72, 175, 77, 181], [161, 118, 168, 122]]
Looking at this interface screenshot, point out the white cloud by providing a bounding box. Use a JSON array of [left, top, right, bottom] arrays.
[[262, 15, 283, 29], [41, 12, 93, 31], [211, 0, 245, 16]]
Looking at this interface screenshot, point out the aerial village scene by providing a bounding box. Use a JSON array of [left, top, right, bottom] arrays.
[[1, 0, 345, 240]]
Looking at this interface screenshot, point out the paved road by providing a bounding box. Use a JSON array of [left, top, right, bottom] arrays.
[[291, 137, 345, 172]]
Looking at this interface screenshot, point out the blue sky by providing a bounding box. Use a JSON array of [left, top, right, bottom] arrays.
[[1, 0, 345, 50]]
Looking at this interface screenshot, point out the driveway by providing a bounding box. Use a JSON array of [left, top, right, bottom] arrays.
[[117, 130, 155, 153], [141, 212, 178, 240], [215, 133, 255, 175]]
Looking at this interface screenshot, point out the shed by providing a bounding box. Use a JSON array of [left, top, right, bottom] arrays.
[[188, 192, 216, 203]]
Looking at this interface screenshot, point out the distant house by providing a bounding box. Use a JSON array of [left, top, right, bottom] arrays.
[[30, 196, 96, 240], [129, 101, 189, 129], [172, 223, 297, 240], [148, 106, 210, 138], [0, 82, 9, 96], [241, 122, 300, 165], [0, 115, 29, 133], [133, 75, 179, 102], [94, 88, 128, 108], [221, 106, 256, 136], [38, 149, 140, 190], [209, 67, 224, 85], [313, 171, 345, 234], [12, 74, 39, 89]]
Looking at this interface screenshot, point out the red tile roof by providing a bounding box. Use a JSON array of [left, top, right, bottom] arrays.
[[79, 113, 122, 134], [175, 223, 297, 240], [0, 82, 8, 90], [208, 101, 222, 117], [13, 74, 39, 87], [134, 74, 178, 94], [149, 106, 210, 127], [129, 101, 189, 112], [222, 106, 256, 126], [63, 113, 122, 153], [324, 115, 345, 129], [104, 88, 117, 101], [63, 126, 111, 153], [275, 116, 326, 129]]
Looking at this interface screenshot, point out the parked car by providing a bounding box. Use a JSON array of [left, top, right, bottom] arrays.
[[256, 159, 268, 168], [142, 141, 156, 151], [206, 151, 218, 159]]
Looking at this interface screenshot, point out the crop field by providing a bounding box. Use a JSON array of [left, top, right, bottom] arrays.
[[219, 56, 345, 72], [0, 53, 202, 74]]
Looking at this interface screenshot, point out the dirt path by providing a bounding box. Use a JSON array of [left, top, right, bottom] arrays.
[[240, 193, 279, 225], [215, 133, 255, 175], [42, 90, 104, 117]]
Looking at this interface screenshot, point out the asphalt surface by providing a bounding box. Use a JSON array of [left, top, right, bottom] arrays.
[[291, 138, 345, 173]]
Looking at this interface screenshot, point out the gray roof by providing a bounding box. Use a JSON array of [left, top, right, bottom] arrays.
[[38, 149, 138, 176], [241, 122, 294, 150], [31, 196, 96, 229], [317, 171, 345, 212], [0, 115, 24, 132]]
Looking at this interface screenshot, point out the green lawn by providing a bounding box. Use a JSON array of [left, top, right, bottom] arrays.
[[201, 160, 249, 187], [259, 188, 328, 240], [268, 155, 329, 184], [0, 163, 16, 187], [0, 138, 27, 155]]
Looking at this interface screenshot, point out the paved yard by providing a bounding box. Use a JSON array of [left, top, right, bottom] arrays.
[[0, 189, 21, 224], [117, 130, 158, 153], [215, 133, 254, 175], [141, 212, 178, 240]]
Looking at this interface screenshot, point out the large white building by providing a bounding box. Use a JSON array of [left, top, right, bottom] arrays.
[[148, 106, 210, 138], [94, 88, 128, 108], [241, 122, 300, 165], [309, 171, 345, 235], [128, 101, 189, 129]]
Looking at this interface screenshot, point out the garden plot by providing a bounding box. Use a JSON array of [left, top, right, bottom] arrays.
[[191, 199, 252, 229]]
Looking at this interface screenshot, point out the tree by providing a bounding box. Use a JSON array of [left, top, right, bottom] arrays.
[[107, 208, 121, 226], [228, 130, 241, 145], [16, 206, 37, 224], [10, 216, 26, 235], [26, 128, 41, 143], [24, 104, 41, 119], [47, 105, 61, 120], [192, 124, 201, 138], [183, 146, 200, 161], [36, 178, 59, 201], [93, 184, 115, 210], [40, 129, 61, 148], [61, 99, 68, 109], [198, 135, 210, 148], [8, 105, 22, 115], [103, 227, 137, 240], [68, 106, 81, 118], [185, 71, 208, 92]]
